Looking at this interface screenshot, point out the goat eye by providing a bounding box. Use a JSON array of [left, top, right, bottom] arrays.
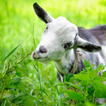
[[46, 26, 48, 29], [44, 26, 48, 33], [63, 42, 73, 50]]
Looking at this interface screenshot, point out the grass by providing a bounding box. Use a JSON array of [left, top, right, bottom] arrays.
[[0, 0, 106, 105]]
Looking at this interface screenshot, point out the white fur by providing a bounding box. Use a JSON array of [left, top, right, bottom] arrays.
[[32, 15, 106, 75], [32, 3, 106, 104], [101, 46, 106, 61], [34, 17, 78, 63], [54, 49, 75, 74]]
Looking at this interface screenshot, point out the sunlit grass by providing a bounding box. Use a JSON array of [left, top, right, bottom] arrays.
[[0, 0, 106, 54], [0, 0, 106, 105]]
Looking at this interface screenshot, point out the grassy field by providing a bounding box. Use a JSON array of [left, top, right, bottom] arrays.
[[0, 0, 106, 106]]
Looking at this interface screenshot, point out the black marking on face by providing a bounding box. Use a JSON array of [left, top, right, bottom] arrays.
[[39, 46, 47, 53], [62, 42, 73, 50]]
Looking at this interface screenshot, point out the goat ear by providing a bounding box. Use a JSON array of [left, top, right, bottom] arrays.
[[33, 3, 54, 24], [74, 36, 101, 52]]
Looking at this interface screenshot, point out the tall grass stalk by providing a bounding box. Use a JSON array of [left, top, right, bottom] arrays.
[[0, 0, 106, 105]]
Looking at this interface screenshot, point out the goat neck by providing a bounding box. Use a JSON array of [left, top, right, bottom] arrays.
[[54, 49, 75, 75]]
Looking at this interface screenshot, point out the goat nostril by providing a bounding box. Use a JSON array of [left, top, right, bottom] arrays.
[[39, 46, 47, 53]]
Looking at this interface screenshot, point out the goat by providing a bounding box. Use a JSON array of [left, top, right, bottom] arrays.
[[32, 3, 106, 83]]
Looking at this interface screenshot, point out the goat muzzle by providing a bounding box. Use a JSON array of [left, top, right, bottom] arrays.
[[32, 52, 40, 60]]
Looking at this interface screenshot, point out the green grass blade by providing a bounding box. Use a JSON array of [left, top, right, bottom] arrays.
[[32, 24, 36, 48], [40, 88, 52, 101], [1, 35, 30, 63], [1, 43, 21, 63]]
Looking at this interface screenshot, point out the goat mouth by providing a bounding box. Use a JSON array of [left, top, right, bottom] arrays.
[[33, 57, 48, 61], [32, 52, 40, 60], [33, 56, 40, 60], [32, 52, 47, 60]]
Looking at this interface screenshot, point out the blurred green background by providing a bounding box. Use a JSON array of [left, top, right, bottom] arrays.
[[0, 0, 106, 61], [0, 0, 106, 105]]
